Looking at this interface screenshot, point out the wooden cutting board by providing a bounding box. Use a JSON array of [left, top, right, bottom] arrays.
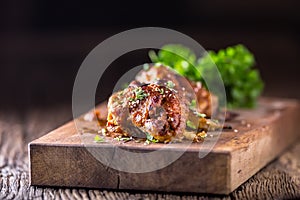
[[28, 98, 300, 194]]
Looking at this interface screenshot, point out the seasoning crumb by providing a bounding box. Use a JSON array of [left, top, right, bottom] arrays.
[[101, 128, 107, 135], [241, 120, 246, 125], [83, 112, 94, 121], [234, 129, 239, 133]]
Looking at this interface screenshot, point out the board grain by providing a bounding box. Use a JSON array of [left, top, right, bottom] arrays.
[[28, 98, 300, 195]]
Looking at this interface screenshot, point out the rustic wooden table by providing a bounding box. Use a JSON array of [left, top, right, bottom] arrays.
[[0, 105, 299, 200]]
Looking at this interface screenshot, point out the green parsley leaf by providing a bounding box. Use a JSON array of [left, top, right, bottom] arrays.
[[149, 44, 264, 108], [131, 87, 148, 101], [186, 120, 197, 130], [189, 99, 196, 110], [149, 45, 200, 82], [143, 63, 150, 71], [94, 135, 105, 143], [114, 136, 133, 142], [144, 140, 151, 145], [166, 80, 175, 88], [193, 111, 206, 118], [120, 137, 132, 141], [144, 132, 159, 144]]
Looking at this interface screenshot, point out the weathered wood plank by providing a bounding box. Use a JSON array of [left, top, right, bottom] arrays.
[[0, 103, 299, 199], [29, 98, 300, 195]]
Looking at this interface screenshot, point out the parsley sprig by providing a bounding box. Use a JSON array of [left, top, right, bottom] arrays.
[[149, 44, 264, 108]]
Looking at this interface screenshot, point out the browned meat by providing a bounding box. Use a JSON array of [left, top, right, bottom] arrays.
[[106, 88, 131, 137], [189, 81, 218, 117], [106, 83, 189, 142], [106, 64, 219, 142], [135, 64, 189, 93], [136, 64, 218, 117]]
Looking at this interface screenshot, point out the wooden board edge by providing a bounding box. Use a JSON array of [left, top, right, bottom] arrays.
[[29, 142, 232, 194], [228, 101, 300, 192]]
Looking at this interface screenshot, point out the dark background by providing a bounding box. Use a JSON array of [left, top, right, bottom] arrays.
[[0, 0, 299, 110]]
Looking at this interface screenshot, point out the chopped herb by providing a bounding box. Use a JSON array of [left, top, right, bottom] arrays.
[[144, 140, 151, 145], [143, 63, 150, 71], [94, 135, 105, 143], [166, 80, 175, 88], [193, 111, 206, 118], [187, 120, 197, 129], [120, 137, 132, 141], [155, 87, 164, 94], [158, 88, 164, 94], [130, 87, 148, 101], [211, 119, 219, 124], [189, 99, 196, 110], [144, 132, 159, 144], [114, 136, 133, 142]]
